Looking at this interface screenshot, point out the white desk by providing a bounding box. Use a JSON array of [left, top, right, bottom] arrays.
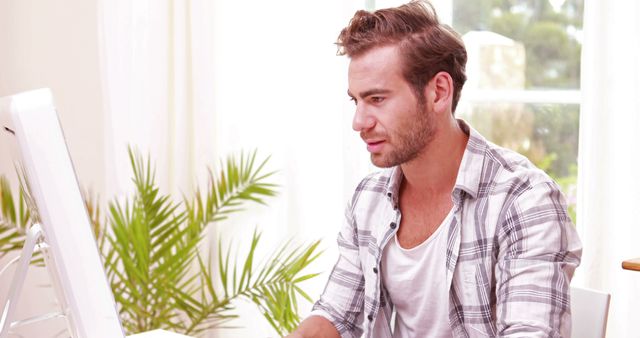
[[128, 329, 194, 338]]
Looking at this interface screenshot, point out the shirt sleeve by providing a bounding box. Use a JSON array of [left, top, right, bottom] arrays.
[[308, 201, 366, 338], [495, 180, 582, 337]]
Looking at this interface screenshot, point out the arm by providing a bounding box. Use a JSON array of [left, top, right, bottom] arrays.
[[496, 181, 582, 337], [285, 316, 341, 338], [288, 200, 367, 338]]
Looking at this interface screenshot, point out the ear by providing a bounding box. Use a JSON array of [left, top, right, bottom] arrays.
[[424, 71, 453, 115]]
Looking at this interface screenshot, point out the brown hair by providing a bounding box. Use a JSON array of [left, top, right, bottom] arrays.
[[337, 0, 467, 112]]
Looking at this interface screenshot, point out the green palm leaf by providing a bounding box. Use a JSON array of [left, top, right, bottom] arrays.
[[179, 230, 321, 336], [187, 150, 277, 229], [104, 148, 199, 333], [0, 176, 33, 259]]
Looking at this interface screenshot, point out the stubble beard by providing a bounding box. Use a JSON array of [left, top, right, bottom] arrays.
[[371, 103, 436, 168]]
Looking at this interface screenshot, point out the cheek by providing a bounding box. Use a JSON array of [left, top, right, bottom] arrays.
[[374, 100, 419, 137]]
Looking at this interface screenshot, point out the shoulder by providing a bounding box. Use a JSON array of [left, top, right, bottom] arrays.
[[479, 143, 575, 238], [482, 140, 558, 195], [458, 123, 558, 201], [472, 140, 572, 228]]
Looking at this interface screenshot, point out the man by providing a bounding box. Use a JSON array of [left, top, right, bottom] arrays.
[[287, 1, 581, 337]]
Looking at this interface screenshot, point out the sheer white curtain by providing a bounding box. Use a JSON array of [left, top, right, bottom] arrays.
[[576, 0, 640, 336], [98, 0, 217, 199], [98, 0, 368, 336]]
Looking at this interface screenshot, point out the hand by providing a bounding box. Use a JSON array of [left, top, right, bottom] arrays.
[[284, 316, 340, 338]]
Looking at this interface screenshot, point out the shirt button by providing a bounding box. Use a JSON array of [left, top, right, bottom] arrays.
[[367, 314, 374, 321], [373, 267, 378, 274], [390, 222, 397, 229]]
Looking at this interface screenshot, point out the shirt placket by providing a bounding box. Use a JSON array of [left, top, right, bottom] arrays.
[[366, 192, 401, 338]]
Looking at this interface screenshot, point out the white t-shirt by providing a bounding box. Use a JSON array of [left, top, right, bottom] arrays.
[[381, 209, 454, 338]]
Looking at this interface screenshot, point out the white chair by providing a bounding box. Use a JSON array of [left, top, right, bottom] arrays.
[[570, 286, 611, 338]]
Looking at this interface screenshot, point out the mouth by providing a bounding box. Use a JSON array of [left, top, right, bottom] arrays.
[[365, 139, 385, 153]]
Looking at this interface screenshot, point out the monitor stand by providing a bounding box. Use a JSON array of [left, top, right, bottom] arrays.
[[0, 223, 65, 338], [0, 224, 193, 338]]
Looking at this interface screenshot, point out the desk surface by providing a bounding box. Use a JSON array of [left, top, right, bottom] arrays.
[[128, 330, 194, 338], [622, 258, 640, 271]]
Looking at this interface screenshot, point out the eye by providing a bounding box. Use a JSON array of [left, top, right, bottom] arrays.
[[349, 97, 358, 105], [370, 96, 385, 104]]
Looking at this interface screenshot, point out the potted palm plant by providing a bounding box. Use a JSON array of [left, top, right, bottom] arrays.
[[0, 149, 321, 337]]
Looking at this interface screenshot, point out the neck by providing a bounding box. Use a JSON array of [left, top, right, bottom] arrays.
[[399, 117, 468, 196]]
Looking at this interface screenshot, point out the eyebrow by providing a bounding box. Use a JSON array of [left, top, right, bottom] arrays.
[[347, 88, 392, 99]]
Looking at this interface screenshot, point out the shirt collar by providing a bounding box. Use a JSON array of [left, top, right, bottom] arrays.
[[453, 119, 487, 200], [384, 166, 403, 207]]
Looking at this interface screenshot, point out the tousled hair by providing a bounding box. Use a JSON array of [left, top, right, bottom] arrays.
[[337, 0, 467, 112]]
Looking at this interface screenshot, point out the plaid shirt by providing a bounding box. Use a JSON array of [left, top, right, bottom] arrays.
[[310, 121, 582, 338]]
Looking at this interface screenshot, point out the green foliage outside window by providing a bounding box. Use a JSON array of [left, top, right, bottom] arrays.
[[454, 0, 583, 89]]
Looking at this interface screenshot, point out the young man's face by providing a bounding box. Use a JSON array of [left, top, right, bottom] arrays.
[[348, 45, 435, 168]]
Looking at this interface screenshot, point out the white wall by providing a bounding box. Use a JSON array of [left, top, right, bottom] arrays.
[[0, 0, 105, 337], [0, 0, 105, 190]]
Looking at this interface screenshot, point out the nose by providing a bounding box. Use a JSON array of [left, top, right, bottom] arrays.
[[352, 104, 375, 132]]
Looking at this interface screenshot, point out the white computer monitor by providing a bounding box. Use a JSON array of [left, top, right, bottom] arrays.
[[0, 89, 126, 338]]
